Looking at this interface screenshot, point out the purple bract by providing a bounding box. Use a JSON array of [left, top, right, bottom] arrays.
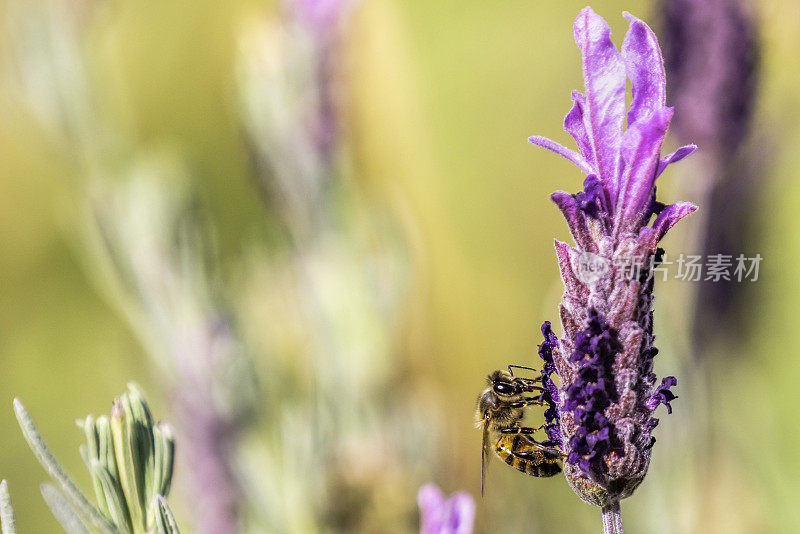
[[529, 7, 695, 505]]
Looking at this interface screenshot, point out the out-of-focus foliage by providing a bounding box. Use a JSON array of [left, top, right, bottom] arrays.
[[1, 0, 799, 533]]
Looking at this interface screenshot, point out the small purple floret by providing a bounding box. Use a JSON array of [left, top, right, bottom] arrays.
[[574, 175, 604, 219], [646, 376, 678, 414], [537, 321, 563, 447], [562, 309, 626, 479]]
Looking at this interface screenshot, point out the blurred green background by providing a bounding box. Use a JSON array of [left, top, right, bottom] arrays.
[[1, 0, 799, 532]]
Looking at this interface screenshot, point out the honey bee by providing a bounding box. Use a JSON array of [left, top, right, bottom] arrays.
[[475, 366, 563, 495]]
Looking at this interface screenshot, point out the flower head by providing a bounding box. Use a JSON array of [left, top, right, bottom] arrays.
[[529, 7, 694, 505], [417, 484, 475, 534]]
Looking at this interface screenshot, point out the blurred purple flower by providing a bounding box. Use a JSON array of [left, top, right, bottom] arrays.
[[660, 0, 761, 352], [661, 0, 758, 160], [417, 484, 475, 534], [289, 0, 352, 36], [529, 7, 694, 506], [288, 0, 350, 165]]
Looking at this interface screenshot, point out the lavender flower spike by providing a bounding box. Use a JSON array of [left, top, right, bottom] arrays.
[[417, 484, 475, 534], [529, 7, 696, 509]]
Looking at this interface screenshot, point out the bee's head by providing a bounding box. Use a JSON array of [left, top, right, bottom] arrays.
[[487, 369, 518, 398], [476, 369, 527, 428]]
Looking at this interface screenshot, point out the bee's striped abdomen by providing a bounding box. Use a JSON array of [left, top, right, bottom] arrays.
[[494, 435, 562, 478]]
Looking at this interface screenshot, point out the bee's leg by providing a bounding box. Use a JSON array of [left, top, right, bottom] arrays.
[[508, 397, 543, 408], [500, 424, 546, 436], [514, 378, 545, 394], [513, 435, 567, 459], [516, 446, 566, 461]]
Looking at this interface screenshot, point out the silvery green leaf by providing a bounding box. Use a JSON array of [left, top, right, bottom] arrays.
[[81, 415, 100, 464], [152, 424, 174, 500], [78, 445, 90, 470], [40, 484, 90, 534], [79, 417, 112, 519], [126, 384, 155, 431], [125, 385, 156, 522], [90, 460, 132, 534], [111, 399, 144, 532], [79, 443, 110, 520], [153, 496, 180, 534], [13, 399, 117, 534], [1, 480, 17, 534], [97, 416, 118, 480]]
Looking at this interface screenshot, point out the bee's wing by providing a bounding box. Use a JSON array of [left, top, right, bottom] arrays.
[[481, 417, 490, 498]]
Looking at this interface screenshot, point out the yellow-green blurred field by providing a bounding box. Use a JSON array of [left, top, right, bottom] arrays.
[[2, 0, 800, 532]]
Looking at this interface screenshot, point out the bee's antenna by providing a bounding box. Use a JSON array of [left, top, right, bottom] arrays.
[[508, 365, 538, 376]]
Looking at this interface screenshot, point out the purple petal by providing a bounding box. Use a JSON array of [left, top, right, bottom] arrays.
[[646, 376, 678, 414], [574, 174, 605, 218], [418, 484, 445, 533], [573, 7, 626, 193], [563, 91, 595, 168], [528, 136, 594, 175], [649, 201, 697, 244], [566, 451, 581, 465], [616, 107, 673, 223], [445, 492, 476, 534], [586, 426, 610, 446], [621, 12, 666, 128], [656, 144, 697, 178], [418, 484, 475, 534]]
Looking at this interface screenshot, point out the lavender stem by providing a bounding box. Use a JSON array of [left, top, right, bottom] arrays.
[[601, 501, 624, 534]]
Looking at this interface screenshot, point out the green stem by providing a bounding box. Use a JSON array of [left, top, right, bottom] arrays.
[[601, 500, 624, 534]]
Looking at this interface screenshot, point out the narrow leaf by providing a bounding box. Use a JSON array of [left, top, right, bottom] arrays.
[[0, 480, 17, 534], [111, 399, 144, 532], [80, 417, 111, 519], [90, 461, 132, 534], [125, 385, 154, 525], [153, 424, 175, 499], [13, 399, 117, 534], [96, 416, 118, 480], [154, 496, 180, 534], [40, 484, 90, 534]]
